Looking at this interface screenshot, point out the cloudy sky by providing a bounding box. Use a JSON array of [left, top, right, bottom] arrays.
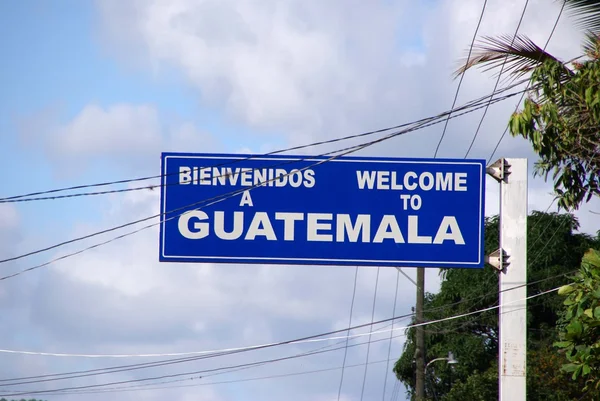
[[0, 0, 598, 400]]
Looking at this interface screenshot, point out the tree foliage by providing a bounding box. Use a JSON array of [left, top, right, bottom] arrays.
[[393, 211, 600, 400], [555, 248, 600, 393], [455, 0, 600, 210]]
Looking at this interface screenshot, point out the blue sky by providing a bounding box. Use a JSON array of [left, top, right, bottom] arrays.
[[0, 1, 594, 400], [0, 0, 286, 242]]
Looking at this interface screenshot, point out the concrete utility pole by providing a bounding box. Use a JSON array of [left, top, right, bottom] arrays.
[[415, 267, 425, 401], [487, 158, 528, 401]]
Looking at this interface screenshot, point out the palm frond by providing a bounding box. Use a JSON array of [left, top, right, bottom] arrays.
[[454, 34, 562, 79], [581, 30, 600, 58], [563, 0, 600, 34]]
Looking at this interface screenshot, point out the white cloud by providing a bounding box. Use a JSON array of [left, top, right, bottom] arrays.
[[6, 1, 600, 401], [19, 103, 221, 178]]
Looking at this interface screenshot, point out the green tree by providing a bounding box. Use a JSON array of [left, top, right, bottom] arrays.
[[455, 0, 600, 210], [393, 211, 600, 400], [555, 248, 600, 394]]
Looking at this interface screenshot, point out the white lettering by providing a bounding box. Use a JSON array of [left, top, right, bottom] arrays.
[[336, 214, 371, 243], [214, 211, 243, 240], [400, 194, 411, 210], [178, 210, 209, 239], [213, 167, 227, 185], [433, 216, 465, 244], [275, 212, 304, 240], [307, 213, 333, 241], [199, 168, 210, 185], [303, 170, 316, 188], [373, 215, 405, 243], [179, 167, 192, 185], [241, 168, 252, 186], [377, 171, 390, 189], [239, 190, 253, 207], [455, 173, 468, 191], [225, 168, 240, 185], [177, 211, 466, 245], [245, 212, 277, 240], [356, 171, 376, 189], [289, 169, 303, 188], [408, 215, 432, 243], [254, 169, 267, 186], [436, 172, 452, 191], [410, 195, 422, 210], [192, 167, 199, 184], [419, 172, 434, 191], [391, 172, 403, 190], [404, 172, 418, 190], [275, 169, 287, 187]]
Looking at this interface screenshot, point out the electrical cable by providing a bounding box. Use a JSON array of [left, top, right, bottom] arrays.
[[21, 359, 394, 396], [0, 90, 522, 279], [336, 266, 359, 401], [359, 267, 381, 401], [1, 327, 412, 397], [1, 285, 562, 398], [2, 265, 568, 392], [0, 266, 577, 360], [382, 269, 401, 401], [465, 0, 530, 158], [2, 271, 571, 396], [434, 0, 488, 157], [0, 77, 533, 205], [487, 0, 566, 163], [0, 319, 409, 389]]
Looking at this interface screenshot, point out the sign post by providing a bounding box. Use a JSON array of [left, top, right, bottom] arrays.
[[159, 152, 486, 269]]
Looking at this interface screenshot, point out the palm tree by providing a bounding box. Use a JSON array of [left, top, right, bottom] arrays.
[[455, 0, 600, 210]]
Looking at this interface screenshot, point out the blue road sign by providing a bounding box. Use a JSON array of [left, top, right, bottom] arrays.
[[159, 152, 486, 268]]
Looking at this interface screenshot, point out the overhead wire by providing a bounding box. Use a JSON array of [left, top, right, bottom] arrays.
[[0, 76, 533, 205], [359, 267, 381, 401], [1, 327, 414, 397], [382, 270, 401, 401], [434, 0, 488, 157], [336, 266, 359, 401], [465, 0, 531, 158], [2, 267, 572, 396], [0, 319, 410, 389], [487, 0, 566, 163], [0, 266, 577, 361], [0, 275, 574, 399], [0, 89, 525, 281], [1, 284, 564, 398], [0, 265, 577, 396], [28, 359, 394, 396]]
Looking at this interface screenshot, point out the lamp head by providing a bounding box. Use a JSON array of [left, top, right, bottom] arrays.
[[447, 352, 458, 365]]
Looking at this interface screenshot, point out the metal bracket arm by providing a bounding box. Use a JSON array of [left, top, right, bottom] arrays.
[[486, 158, 511, 183], [485, 248, 510, 271]]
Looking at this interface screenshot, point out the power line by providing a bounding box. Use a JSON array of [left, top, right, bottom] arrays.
[[1, 328, 411, 397], [25, 359, 394, 396], [434, 0, 488, 157], [465, 0, 530, 158], [0, 77, 531, 205], [336, 266, 359, 401], [487, 0, 566, 163], [0, 90, 522, 280], [360, 267, 381, 401], [0, 266, 576, 361], [382, 270, 401, 401], [1, 267, 565, 392], [1, 284, 563, 398], [2, 266, 567, 394]]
